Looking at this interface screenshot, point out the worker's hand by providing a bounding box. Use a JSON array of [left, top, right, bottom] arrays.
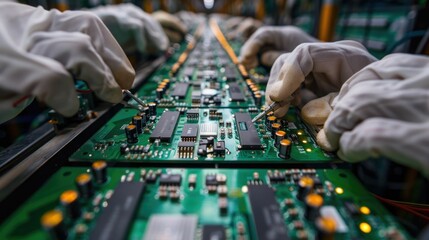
[[316, 54, 429, 176], [266, 41, 377, 119], [239, 26, 319, 68], [0, 2, 134, 123], [176, 11, 204, 28], [227, 17, 263, 41], [90, 3, 168, 55], [152, 10, 187, 43]]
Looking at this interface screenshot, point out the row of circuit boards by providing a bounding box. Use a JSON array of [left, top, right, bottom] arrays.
[[0, 19, 411, 240]]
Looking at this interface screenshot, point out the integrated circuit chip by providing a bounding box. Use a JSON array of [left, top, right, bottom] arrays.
[[181, 124, 198, 141], [143, 215, 198, 240], [90, 182, 145, 240], [235, 113, 263, 150], [150, 111, 180, 142], [228, 83, 245, 101], [172, 83, 190, 99], [159, 174, 182, 186], [224, 67, 236, 81], [247, 184, 289, 240]]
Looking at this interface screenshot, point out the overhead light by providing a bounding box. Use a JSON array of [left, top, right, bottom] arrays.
[[204, 0, 214, 9]]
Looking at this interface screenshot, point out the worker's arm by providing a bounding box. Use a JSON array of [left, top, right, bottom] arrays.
[[0, 2, 134, 123], [317, 53, 429, 176]]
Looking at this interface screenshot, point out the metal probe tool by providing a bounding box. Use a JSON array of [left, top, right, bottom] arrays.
[[123, 90, 146, 108], [252, 102, 279, 123]]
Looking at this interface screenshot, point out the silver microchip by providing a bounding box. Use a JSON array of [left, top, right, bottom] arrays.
[[143, 215, 198, 240], [200, 123, 218, 138]]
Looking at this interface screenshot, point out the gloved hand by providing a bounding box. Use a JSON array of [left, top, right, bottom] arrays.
[[266, 40, 377, 119], [152, 10, 187, 43], [176, 11, 204, 29], [90, 3, 168, 55], [226, 17, 263, 41], [317, 53, 429, 177], [0, 2, 135, 123], [239, 26, 319, 68]]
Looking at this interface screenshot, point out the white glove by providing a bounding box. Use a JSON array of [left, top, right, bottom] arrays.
[[239, 26, 319, 68], [266, 40, 377, 119], [317, 53, 429, 177], [227, 17, 263, 41], [176, 11, 204, 29], [0, 2, 134, 123], [90, 3, 169, 55], [152, 10, 187, 43]]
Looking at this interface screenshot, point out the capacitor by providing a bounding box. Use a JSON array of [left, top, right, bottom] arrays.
[[266, 115, 276, 130], [297, 176, 314, 201], [156, 88, 164, 99], [271, 123, 281, 139], [92, 160, 108, 184], [305, 193, 323, 221], [275, 130, 286, 148], [315, 217, 336, 240], [148, 102, 157, 116], [75, 173, 93, 199], [162, 78, 170, 88], [125, 124, 138, 144], [132, 116, 143, 134], [142, 106, 150, 117], [60, 190, 81, 219], [279, 139, 292, 159], [41, 209, 67, 240], [138, 113, 147, 127]]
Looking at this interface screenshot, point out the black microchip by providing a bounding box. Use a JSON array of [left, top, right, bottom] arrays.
[[205, 174, 217, 186], [224, 67, 236, 81], [202, 225, 226, 240], [198, 144, 207, 156], [149, 111, 180, 142], [172, 83, 190, 99], [247, 184, 289, 240], [187, 109, 199, 119], [181, 124, 199, 141], [235, 113, 263, 150], [159, 174, 182, 186], [90, 182, 145, 240], [214, 141, 225, 156], [228, 83, 245, 101]]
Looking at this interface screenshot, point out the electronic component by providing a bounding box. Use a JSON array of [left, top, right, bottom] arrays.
[[149, 111, 180, 142], [200, 123, 218, 138], [178, 141, 195, 158], [320, 206, 348, 233], [75, 173, 94, 199], [125, 124, 138, 144], [60, 190, 81, 219], [143, 215, 198, 240], [228, 83, 245, 101], [91, 160, 107, 184], [159, 174, 182, 186], [279, 139, 292, 159], [132, 115, 143, 134], [90, 182, 145, 240], [41, 210, 67, 240], [186, 109, 199, 120], [202, 225, 226, 240], [304, 193, 324, 221], [247, 184, 289, 240], [181, 124, 199, 141], [172, 83, 190, 99], [213, 141, 225, 156], [224, 67, 236, 81], [148, 102, 157, 116], [235, 113, 263, 150]]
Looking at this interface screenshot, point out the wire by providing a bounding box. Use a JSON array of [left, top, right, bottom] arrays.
[[373, 193, 429, 221]]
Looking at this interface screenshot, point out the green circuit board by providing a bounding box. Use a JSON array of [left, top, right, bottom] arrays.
[[0, 167, 410, 240], [70, 106, 337, 163]]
